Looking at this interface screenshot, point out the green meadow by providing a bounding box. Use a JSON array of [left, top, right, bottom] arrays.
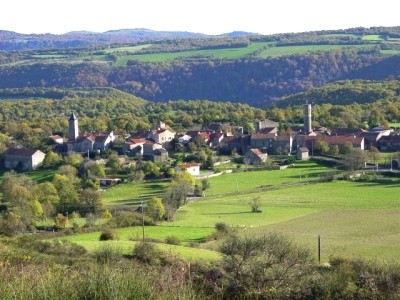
[[114, 41, 273, 64], [103, 44, 153, 53], [61, 225, 220, 262], [203, 160, 333, 196], [103, 180, 168, 204], [256, 44, 377, 58], [67, 166, 400, 263]]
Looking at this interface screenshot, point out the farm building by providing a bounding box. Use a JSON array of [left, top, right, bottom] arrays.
[[4, 148, 46, 171]]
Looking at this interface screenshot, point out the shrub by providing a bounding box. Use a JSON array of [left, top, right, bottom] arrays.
[[133, 242, 162, 265], [107, 211, 155, 228], [94, 243, 122, 264], [215, 222, 229, 233], [165, 235, 181, 245], [99, 229, 119, 241]]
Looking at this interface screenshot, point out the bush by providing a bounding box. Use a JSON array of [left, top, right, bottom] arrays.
[[107, 211, 155, 228], [165, 235, 181, 245], [215, 222, 229, 233], [99, 228, 119, 241], [133, 242, 162, 265], [94, 243, 122, 264]]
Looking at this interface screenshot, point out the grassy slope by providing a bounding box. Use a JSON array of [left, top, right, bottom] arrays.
[[69, 157, 399, 263], [102, 180, 169, 204], [114, 41, 273, 64]]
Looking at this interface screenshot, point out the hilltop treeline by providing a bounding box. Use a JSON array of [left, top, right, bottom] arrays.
[[1, 48, 398, 106], [274, 80, 400, 107]]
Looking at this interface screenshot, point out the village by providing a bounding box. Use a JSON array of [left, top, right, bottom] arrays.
[[3, 104, 399, 177]]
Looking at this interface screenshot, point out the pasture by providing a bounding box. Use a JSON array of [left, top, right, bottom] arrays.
[[256, 44, 377, 58], [113, 41, 273, 64], [202, 160, 333, 197], [102, 180, 168, 204], [67, 172, 400, 263], [60, 225, 220, 262]]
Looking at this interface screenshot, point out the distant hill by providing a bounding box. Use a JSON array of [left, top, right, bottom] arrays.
[[0, 28, 259, 51], [1, 26, 400, 108]]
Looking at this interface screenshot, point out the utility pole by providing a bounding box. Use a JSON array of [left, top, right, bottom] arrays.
[[141, 201, 145, 242]]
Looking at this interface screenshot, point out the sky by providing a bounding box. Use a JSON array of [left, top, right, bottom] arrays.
[[1, 0, 399, 36]]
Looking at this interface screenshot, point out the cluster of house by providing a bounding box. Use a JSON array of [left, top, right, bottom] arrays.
[[4, 105, 400, 171]]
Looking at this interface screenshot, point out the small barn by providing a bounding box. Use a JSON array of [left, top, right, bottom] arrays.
[[297, 147, 309, 160]]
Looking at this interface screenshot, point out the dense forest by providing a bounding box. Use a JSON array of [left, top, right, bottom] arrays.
[[0, 48, 399, 107], [0, 26, 400, 107]]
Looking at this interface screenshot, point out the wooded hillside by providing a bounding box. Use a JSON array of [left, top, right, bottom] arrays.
[[0, 26, 400, 107]]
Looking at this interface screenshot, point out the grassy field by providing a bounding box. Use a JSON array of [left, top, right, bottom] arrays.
[[113, 42, 273, 64], [103, 44, 152, 53], [67, 175, 400, 263], [167, 179, 400, 262], [259, 209, 400, 262], [102, 180, 169, 204], [256, 44, 376, 58], [60, 225, 220, 262], [202, 160, 332, 196], [362, 35, 383, 41]]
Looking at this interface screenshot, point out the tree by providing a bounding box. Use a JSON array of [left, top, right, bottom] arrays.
[[54, 213, 68, 230], [342, 148, 368, 170], [107, 153, 122, 173], [0, 172, 42, 222], [0, 211, 26, 235], [249, 196, 262, 213], [145, 197, 165, 221], [314, 140, 329, 154], [79, 188, 105, 214], [65, 152, 84, 167], [33, 182, 60, 218], [52, 174, 79, 213], [79, 159, 106, 180], [57, 165, 78, 181], [42, 151, 62, 168], [163, 171, 195, 218], [201, 178, 210, 191], [129, 170, 145, 182], [369, 146, 381, 163], [142, 161, 160, 178], [328, 144, 340, 156], [339, 142, 353, 155]]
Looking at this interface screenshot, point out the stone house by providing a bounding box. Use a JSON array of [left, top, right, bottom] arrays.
[[250, 133, 276, 152], [123, 138, 146, 155], [377, 135, 400, 151], [4, 148, 46, 171], [153, 148, 169, 163], [255, 119, 278, 132], [142, 141, 163, 158], [244, 148, 268, 165]]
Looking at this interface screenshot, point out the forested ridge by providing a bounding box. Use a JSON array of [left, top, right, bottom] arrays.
[[0, 49, 398, 107], [1, 26, 400, 107]]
